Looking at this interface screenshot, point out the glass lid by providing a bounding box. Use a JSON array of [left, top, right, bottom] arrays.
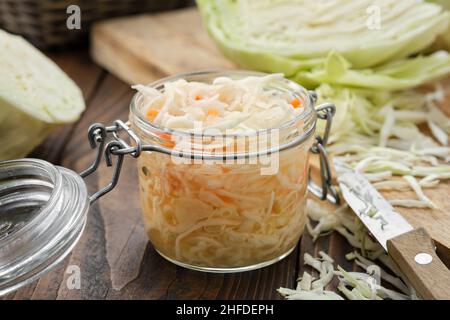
[[0, 158, 89, 296]]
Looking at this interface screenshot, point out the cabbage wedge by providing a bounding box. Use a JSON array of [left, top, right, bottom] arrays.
[[198, 0, 450, 69], [0, 30, 85, 160]]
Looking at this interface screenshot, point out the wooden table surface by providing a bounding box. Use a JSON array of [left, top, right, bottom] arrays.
[[1, 50, 357, 300]]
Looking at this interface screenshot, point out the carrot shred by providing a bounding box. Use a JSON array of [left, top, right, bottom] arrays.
[[207, 108, 219, 117], [195, 95, 202, 101], [146, 108, 159, 121], [290, 98, 302, 108], [163, 141, 176, 148], [155, 132, 174, 148], [157, 132, 172, 140], [220, 195, 233, 203], [222, 167, 232, 173]]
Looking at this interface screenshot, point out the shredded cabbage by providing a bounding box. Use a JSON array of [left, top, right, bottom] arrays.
[[133, 74, 305, 133], [279, 200, 418, 300], [320, 83, 450, 208], [137, 143, 310, 268]]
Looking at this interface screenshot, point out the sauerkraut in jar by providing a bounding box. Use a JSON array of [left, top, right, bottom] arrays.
[[129, 72, 317, 271]]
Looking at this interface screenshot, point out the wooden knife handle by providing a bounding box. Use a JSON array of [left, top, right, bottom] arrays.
[[387, 227, 450, 300]]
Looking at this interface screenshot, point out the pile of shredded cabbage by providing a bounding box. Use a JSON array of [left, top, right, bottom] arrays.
[[316, 83, 450, 209], [133, 74, 305, 133], [278, 200, 420, 300]]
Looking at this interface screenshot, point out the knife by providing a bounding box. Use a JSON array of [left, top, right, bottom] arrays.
[[334, 159, 450, 300]]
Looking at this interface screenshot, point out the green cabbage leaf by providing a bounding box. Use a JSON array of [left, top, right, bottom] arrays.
[[294, 51, 450, 90]]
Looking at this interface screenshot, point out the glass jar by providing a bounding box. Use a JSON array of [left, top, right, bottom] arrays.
[[128, 71, 336, 272]]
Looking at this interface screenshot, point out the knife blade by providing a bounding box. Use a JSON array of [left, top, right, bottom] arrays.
[[333, 159, 413, 250], [333, 158, 450, 300]]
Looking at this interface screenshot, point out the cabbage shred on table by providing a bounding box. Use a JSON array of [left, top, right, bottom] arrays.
[[277, 200, 419, 300]]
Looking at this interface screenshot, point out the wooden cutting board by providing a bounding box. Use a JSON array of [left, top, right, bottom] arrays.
[[91, 8, 235, 84], [91, 8, 450, 258]]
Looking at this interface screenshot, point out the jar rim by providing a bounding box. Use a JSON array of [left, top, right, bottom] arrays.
[[129, 70, 316, 139], [0, 158, 63, 240]]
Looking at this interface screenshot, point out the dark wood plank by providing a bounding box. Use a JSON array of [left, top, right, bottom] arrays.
[[30, 50, 105, 164], [51, 73, 134, 299], [97, 156, 148, 292], [55, 201, 112, 300], [30, 261, 70, 300], [104, 244, 298, 300]]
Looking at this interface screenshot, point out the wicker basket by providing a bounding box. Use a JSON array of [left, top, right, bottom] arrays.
[[0, 0, 193, 49]]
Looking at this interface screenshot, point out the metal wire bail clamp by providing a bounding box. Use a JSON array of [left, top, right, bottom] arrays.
[[308, 102, 340, 204]]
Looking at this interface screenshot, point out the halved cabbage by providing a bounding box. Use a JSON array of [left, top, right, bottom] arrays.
[[0, 30, 85, 160], [198, 0, 450, 69]]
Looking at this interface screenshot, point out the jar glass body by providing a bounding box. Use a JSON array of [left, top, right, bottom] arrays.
[[129, 71, 317, 272]]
